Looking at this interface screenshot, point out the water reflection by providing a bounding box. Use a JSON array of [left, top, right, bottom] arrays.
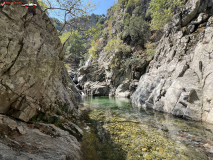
[[81, 97, 213, 160]]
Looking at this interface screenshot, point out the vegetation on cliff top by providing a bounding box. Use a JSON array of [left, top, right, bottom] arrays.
[[149, 0, 184, 30], [48, 0, 184, 69]]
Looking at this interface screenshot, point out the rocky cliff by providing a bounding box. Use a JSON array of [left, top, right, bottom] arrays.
[[78, 0, 213, 123], [132, 0, 213, 123], [78, 0, 152, 97], [0, 4, 81, 159]]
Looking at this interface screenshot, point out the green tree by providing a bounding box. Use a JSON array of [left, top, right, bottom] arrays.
[[86, 23, 104, 41], [122, 16, 150, 47], [59, 32, 71, 44], [37, 0, 49, 13], [61, 30, 87, 64], [38, 0, 95, 34], [149, 0, 183, 30], [88, 40, 99, 59]]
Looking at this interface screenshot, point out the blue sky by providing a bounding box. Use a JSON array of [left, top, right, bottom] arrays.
[[92, 0, 115, 15], [48, 0, 115, 20]]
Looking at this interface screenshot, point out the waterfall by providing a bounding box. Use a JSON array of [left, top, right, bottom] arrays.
[[85, 55, 92, 66]]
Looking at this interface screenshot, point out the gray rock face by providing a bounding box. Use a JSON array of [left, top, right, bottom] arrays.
[[0, 5, 79, 122], [132, 0, 213, 123], [0, 115, 81, 160], [77, 0, 151, 97], [115, 79, 131, 98], [0, 4, 82, 159], [84, 81, 109, 96]]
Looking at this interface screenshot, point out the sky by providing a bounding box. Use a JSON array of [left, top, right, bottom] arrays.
[[47, 0, 115, 21], [91, 0, 115, 15]]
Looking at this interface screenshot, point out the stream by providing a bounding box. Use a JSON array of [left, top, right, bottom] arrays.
[[80, 97, 213, 160]]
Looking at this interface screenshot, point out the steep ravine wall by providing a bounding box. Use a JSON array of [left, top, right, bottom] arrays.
[[0, 4, 81, 159], [132, 0, 213, 123], [0, 5, 79, 122]]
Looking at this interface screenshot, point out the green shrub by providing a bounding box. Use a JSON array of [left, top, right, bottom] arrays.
[[124, 54, 142, 68], [59, 32, 71, 44], [104, 38, 122, 52], [113, 0, 139, 13], [38, 0, 49, 12], [65, 64, 71, 70], [86, 23, 104, 41], [63, 30, 87, 64], [149, 0, 184, 30], [104, 37, 131, 54], [89, 40, 101, 59], [145, 42, 157, 61], [113, 0, 127, 12], [121, 16, 150, 46], [126, 0, 140, 12]]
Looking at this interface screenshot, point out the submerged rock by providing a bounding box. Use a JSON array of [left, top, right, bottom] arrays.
[[84, 97, 212, 160]]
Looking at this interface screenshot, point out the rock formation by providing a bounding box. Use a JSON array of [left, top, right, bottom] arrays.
[[78, 0, 213, 123], [78, 0, 151, 98], [0, 4, 79, 122], [132, 0, 213, 123], [0, 4, 81, 159]]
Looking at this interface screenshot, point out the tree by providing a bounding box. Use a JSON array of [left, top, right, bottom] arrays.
[[121, 15, 150, 47], [86, 23, 104, 41], [37, 0, 95, 67], [61, 30, 87, 64], [38, 0, 95, 39], [149, 0, 183, 30]]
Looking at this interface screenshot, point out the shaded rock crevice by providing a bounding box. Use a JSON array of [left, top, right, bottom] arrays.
[[4, 38, 24, 75]]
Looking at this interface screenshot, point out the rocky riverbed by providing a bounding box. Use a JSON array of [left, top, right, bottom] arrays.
[[80, 97, 213, 160]]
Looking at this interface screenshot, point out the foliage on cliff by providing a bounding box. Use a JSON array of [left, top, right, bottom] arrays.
[[86, 0, 152, 73], [86, 0, 184, 64], [57, 14, 105, 66], [149, 0, 184, 30]]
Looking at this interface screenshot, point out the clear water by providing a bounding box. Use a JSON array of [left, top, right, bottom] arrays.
[[80, 97, 213, 160]]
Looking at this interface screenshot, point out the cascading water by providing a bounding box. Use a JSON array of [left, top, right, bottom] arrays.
[[85, 55, 92, 66]]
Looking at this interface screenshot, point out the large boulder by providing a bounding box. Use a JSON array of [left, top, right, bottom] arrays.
[[181, 0, 201, 26], [0, 115, 81, 160], [84, 82, 109, 96], [115, 79, 131, 98], [0, 5, 79, 122]]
